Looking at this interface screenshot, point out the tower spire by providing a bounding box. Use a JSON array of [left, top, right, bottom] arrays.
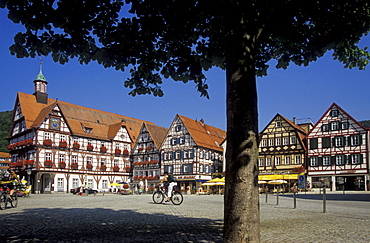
[[33, 58, 48, 104]]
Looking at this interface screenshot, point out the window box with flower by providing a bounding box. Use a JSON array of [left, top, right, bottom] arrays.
[[59, 141, 67, 148], [100, 146, 107, 153], [146, 146, 153, 151], [86, 163, 93, 170], [58, 161, 66, 169], [114, 148, 121, 155], [72, 143, 80, 150], [138, 147, 144, 152], [25, 160, 34, 167], [113, 166, 120, 172], [123, 149, 130, 156], [87, 144, 94, 151], [44, 160, 53, 168], [71, 162, 78, 170], [43, 139, 53, 146], [125, 167, 131, 173], [100, 164, 107, 171]]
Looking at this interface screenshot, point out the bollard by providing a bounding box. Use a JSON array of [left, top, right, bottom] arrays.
[[276, 187, 279, 205], [293, 191, 296, 209], [323, 186, 326, 213]]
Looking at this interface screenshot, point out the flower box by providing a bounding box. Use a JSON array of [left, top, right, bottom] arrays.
[[44, 160, 53, 168], [146, 146, 153, 151], [100, 146, 107, 153], [7, 144, 16, 150], [114, 148, 121, 155], [123, 149, 129, 156], [59, 161, 66, 169], [138, 147, 144, 152], [86, 164, 93, 170], [59, 141, 67, 148], [87, 144, 94, 151], [125, 167, 131, 173], [113, 166, 120, 172], [72, 143, 80, 150], [71, 162, 78, 170], [100, 165, 107, 171], [24, 139, 33, 146], [25, 160, 34, 167], [43, 139, 53, 146]]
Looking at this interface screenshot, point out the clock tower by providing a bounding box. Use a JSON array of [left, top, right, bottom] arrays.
[[33, 61, 48, 104]]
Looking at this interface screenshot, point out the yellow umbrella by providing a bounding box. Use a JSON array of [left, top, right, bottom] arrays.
[[205, 177, 225, 183], [110, 182, 121, 186]]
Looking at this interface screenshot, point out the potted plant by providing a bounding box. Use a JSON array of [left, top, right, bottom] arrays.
[[125, 166, 131, 172], [59, 141, 67, 148], [113, 165, 120, 172], [114, 148, 121, 155], [123, 149, 129, 156], [86, 163, 93, 170], [100, 164, 107, 171], [44, 160, 53, 168], [87, 144, 94, 151], [43, 139, 53, 146], [71, 162, 78, 170], [100, 146, 107, 153], [59, 161, 66, 169], [72, 142, 80, 150]]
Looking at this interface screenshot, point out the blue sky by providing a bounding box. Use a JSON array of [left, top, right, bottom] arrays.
[[1, 10, 369, 131]]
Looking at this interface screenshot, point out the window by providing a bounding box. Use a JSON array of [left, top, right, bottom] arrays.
[[102, 180, 108, 189], [276, 121, 281, 127], [269, 139, 274, 146], [331, 110, 338, 117], [199, 151, 204, 159], [175, 125, 182, 132], [331, 121, 339, 131], [310, 138, 318, 149], [114, 159, 119, 166], [189, 150, 194, 158], [88, 179, 93, 188], [351, 154, 361, 164], [291, 136, 296, 145], [101, 158, 106, 165], [334, 137, 344, 147], [60, 135, 66, 141], [72, 178, 78, 188], [259, 158, 264, 167], [180, 136, 185, 144], [341, 122, 349, 130], [295, 155, 301, 164], [57, 178, 64, 188], [275, 157, 281, 166], [321, 124, 329, 132], [323, 156, 330, 166], [87, 157, 92, 164], [310, 157, 318, 166], [352, 135, 361, 146], [72, 155, 77, 163], [276, 138, 281, 146], [199, 164, 203, 172], [45, 153, 51, 161], [176, 151, 181, 159], [59, 154, 65, 162], [285, 156, 291, 165], [336, 155, 344, 165], [44, 132, 51, 140], [266, 158, 271, 166], [262, 139, 267, 147], [283, 137, 289, 145]]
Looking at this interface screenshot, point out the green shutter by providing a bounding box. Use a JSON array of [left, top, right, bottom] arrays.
[[331, 156, 336, 165], [318, 157, 323, 166]]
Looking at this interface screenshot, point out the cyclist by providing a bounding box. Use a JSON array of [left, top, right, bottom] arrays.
[[0, 169, 21, 199], [160, 172, 178, 202]]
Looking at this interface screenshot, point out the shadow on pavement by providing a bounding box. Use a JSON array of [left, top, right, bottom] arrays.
[[280, 193, 370, 202]]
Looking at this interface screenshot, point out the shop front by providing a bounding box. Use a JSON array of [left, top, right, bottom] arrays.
[[176, 175, 209, 194]]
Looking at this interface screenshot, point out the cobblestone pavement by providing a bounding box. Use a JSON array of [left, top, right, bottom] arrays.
[[0, 191, 369, 242]]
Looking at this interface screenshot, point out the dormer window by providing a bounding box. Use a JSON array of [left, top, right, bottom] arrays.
[[175, 125, 182, 132], [82, 124, 92, 134], [276, 121, 281, 127], [331, 110, 338, 117]]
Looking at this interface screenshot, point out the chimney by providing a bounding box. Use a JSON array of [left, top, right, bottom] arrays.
[[293, 117, 297, 124]]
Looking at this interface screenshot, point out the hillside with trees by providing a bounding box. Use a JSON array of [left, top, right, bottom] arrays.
[[0, 110, 12, 153]]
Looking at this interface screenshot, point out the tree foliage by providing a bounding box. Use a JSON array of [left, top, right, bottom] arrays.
[[1, 1, 370, 242], [0, 110, 12, 153]]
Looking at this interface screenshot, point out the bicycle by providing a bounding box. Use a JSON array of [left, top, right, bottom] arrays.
[[0, 185, 19, 210], [152, 184, 183, 205]]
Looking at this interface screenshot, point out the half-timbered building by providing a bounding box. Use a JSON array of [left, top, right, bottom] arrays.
[[307, 103, 369, 191], [131, 123, 167, 191], [258, 114, 312, 188], [160, 115, 226, 193], [7, 68, 150, 193]]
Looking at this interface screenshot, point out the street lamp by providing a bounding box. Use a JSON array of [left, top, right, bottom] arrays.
[[26, 168, 32, 185]]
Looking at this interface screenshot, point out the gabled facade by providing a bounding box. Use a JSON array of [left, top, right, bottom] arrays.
[[0, 152, 11, 169], [307, 103, 369, 191], [258, 114, 312, 184], [7, 70, 151, 193], [131, 123, 168, 191], [160, 115, 226, 193]]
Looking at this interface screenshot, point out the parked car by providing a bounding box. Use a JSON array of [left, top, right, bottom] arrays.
[[70, 187, 98, 195]]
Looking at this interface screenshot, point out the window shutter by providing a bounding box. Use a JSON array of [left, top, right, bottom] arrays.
[[359, 135, 363, 145], [188, 163, 193, 173], [318, 157, 323, 166], [347, 136, 351, 146], [331, 156, 336, 165], [180, 151, 184, 159], [332, 138, 335, 147], [345, 155, 349, 164], [322, 137, 330, 148], [360, 154, 364, 163], [172, 152, 175, 159], [310, 138, 318, 149]]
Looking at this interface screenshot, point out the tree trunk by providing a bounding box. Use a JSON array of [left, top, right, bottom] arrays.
[[223, 3, 261, 241]]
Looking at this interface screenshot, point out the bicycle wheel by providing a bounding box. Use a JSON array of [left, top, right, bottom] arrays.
[[152, 191, 164, 204], [171, 191, 183, 205], [11, 193, 18, 208], [0, 193, 8, 210]]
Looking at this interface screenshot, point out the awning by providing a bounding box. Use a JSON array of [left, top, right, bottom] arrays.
[[267, 180, 288, 185], [258, 173, 303, 181]]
